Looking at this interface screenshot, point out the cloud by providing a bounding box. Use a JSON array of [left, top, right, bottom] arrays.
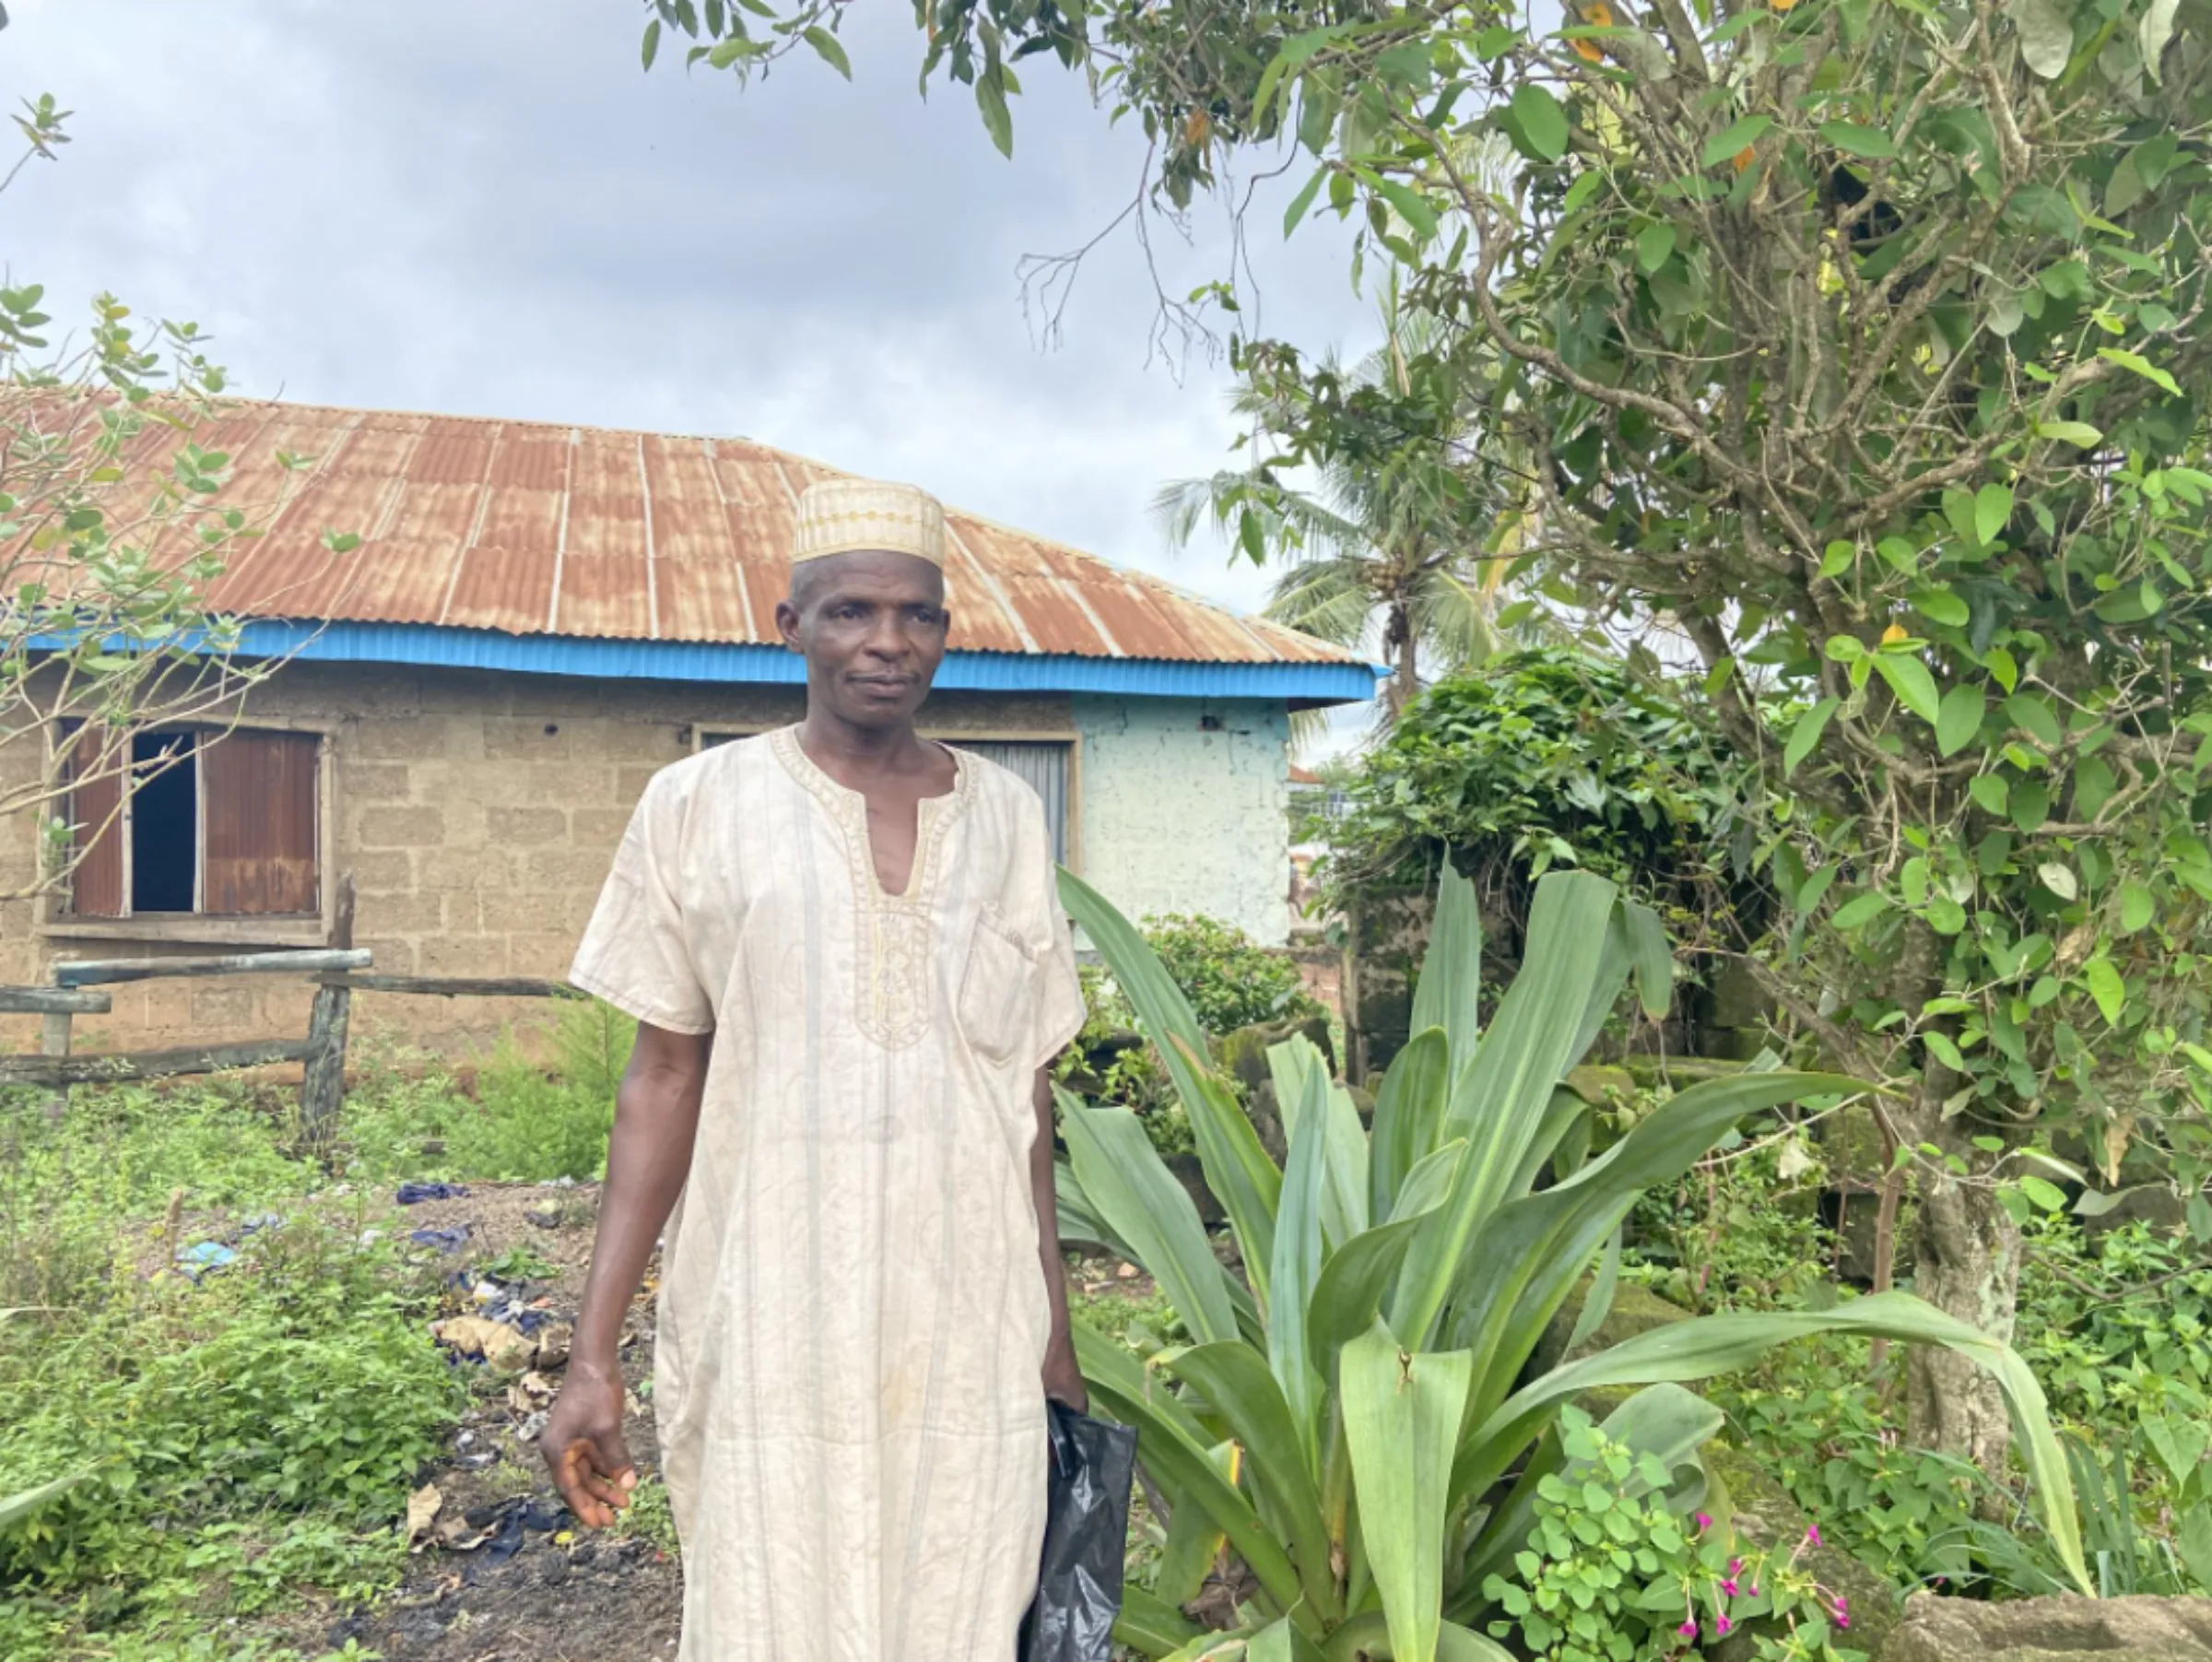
[[4, 0, 1378, 639]]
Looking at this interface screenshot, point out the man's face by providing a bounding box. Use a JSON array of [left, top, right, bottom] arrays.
[[775, 550, 950, 731]]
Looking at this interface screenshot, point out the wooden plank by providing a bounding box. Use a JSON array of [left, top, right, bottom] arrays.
[[203, 731, 320, 915], [53, 948, 371, 988], [40, 1008, 72, 1122], [316, 973, 587, 1000], [67, 725, 128, 920], [0, 1038, 314, 1088], [300, 983, 352, 1149], [0, 987, 114, 1015]]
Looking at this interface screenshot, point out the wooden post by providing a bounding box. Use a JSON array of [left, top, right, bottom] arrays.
[[300, 875, 359, 1152], [40, 1008, 72, 1123]]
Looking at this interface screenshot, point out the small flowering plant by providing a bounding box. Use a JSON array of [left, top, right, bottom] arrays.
[[1482, 1409, 1867, 1662]]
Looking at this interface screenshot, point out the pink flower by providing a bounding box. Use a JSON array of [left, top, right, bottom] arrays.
[[1696, 1513, 1714, 1532], [1805, 1524, 1823, 1547], [1748, 1585, 1762, 1597], [1717, 1616, 1735, 1636], [1837, 1612, 1852, 1631], [1678, 1620, 1699, 1639], [1721, 1579, 1740, 1597], [1728, 1558, 1744, 1575]]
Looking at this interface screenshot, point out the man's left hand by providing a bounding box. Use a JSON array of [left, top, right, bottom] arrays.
[[1043, 1350, 1088, 1413]]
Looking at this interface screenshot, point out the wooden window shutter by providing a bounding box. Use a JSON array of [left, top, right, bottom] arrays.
[[67, 726, 127, 918], [202, 731, 320, 914]]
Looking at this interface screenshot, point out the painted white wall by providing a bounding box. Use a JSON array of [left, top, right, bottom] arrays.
[[1075, 695, 1292, 946]]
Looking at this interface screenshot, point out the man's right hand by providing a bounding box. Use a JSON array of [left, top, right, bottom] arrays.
[[539, 1363, 638, 1529]]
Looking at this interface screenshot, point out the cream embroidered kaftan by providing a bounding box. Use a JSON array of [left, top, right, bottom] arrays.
[[569, 726, 1087, 1662]]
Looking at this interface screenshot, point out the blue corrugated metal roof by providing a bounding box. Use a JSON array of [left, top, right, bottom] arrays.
[[220, 621, 1382, 703]]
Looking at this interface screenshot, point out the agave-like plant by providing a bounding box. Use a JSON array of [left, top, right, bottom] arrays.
[[1054, 867, 2088, 1661]]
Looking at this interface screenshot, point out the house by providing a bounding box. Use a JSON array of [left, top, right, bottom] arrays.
[[1, 400, 1379, 1054]]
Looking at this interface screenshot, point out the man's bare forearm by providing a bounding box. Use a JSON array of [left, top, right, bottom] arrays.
[[571, 1022, 712, 1376], [1031, 1067, 1086, 1407]]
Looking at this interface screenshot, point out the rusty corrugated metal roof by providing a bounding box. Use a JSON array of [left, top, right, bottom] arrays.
[[65, 398, 1360, 668]]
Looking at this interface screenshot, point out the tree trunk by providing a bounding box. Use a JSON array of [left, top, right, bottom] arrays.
[[1904, 1155, 2023, 1478], [1388, 606, 1418, 717]]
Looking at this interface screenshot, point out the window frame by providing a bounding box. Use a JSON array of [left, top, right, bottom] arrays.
[[38, 716, 340, 948], [689, 723, 1084, 874]]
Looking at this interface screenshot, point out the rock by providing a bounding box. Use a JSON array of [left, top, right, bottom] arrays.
[[1703, 1443, 1901, 1662], [2080, 1184, 2190, 1241], [1822, 1102, 1888, 1179], [1622, 1055, 1747, 1090], [1564, 1065, 1636, 1106], [1705, 959, 1773, 1031], [432, 1315, 535, 1372], [1528, 1276, 1694, 1379], [1244, 1080, 1288, 1164], [1213, 1013, 1335, 1097], [1346, 1084, 1376, 1126], [1877, 1592, 2212, 1660]]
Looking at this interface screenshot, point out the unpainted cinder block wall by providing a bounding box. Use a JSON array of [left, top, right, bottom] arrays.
[[0, 662, 1077, 1060]]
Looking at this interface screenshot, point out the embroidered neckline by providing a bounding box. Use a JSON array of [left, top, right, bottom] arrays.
[[771, 725, 971, 1049]]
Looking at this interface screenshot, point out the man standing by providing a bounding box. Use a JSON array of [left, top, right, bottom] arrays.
[[541, 477, 1089, 1660]]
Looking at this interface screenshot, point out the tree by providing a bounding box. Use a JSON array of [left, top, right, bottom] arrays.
[[0, 92, 349, 906], [1155, 283, 1537, 715], [656, 0, 2212, 1475]]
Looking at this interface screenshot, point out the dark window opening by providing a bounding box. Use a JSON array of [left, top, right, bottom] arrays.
[[66, 726, 321, 922], [131, 732, 199, 913]]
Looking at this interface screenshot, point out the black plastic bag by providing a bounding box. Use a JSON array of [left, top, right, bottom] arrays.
[[1018, 1398, 1137, 1662]]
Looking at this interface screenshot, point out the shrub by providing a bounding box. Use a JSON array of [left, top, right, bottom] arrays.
[[1139, 914, 1320, 1036]]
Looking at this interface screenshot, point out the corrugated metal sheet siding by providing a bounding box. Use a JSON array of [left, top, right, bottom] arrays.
[[29, 398, 1367, 677], [949, 740, 1070, 864]]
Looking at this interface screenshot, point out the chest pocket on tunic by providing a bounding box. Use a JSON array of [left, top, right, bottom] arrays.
[[959, 904, 1040, 1067]]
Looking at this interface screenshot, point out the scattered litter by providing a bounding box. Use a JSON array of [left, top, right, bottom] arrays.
[[506, 1371, 557, 1416], [176, 1242, 237, 1280], [396, 1181, 470, 1205], [408, 1226, 472, 1255], [524, 1198, 565, 1230], [406, 1482, 443, 1549], [359, 1228, 385, 1246], [512, 1409, 550, 1445], [432, 1315, 535, 1372], [534, 1322, 572, 1371]]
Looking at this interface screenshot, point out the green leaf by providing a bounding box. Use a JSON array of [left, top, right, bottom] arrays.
[[2037, 419, 2104, 447], [1061, 870, 1282, 1302], [1622, 900, 1672, 1020], [1268, 1055, 1331, 1454], [1936, 685, 1987, 757], [1634, 223, 1676, 274], [2099, 347, 2182, 396], [2118, 880, 2155, 934], [1308, 1160, 1461, 1373], [1970, 772, 2011, 816], [1344, 1323, 1475, 1662], [1784, 697, 1838, 777], [2141, 0, 2181, 80], [2085, 959, 2125, 1025], [1820, 540, 1856, 580], [1912, 588, 1971, 628], [802, 26, 852, 78], [1464, 1292, 2090, 1595], [1412, 871, 1484, 1083], [1984, 646, 2020, 692], [1924, 1031, 1967, 1071], [1061, 1102, 1240, 1345], [1114, 1587, 1206, 1654], [2037, 862, 2078, 902], [2006, 692, 2063, 747], [1876, 654, 1941, 725], [1832, 891, 1890, 930], [641, 18, 663, 70], [1167, 1344, 1340, 1621], [1701, 114, 1771, 169], [1819, 120, 1896, 159], [2019, 1174, 2068, 1212], [1974, 483, 2014, 546], [1375, 177, 1440, 242], [1285, 167, 1326, 237], [976, 67, 1015, 158], [2008, 0, 2075, 78], [1372, 1029, 1451, 1221], [0, 1471, 85, 1532], [1512, 85, 1571, 163], [1565, 1228, 1625, 1353]]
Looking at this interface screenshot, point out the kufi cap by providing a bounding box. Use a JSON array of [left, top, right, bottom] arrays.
[[790, 477, 947, 567]]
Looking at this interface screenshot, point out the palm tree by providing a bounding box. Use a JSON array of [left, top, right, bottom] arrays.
[[1156, 287, 1537, 719]]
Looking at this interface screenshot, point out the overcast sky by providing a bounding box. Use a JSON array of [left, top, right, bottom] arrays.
[[3, 0, 1380, 716]]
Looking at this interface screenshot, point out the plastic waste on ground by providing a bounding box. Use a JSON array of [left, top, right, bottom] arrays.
[[395, 1181, 471, 1205], [1018, 1398, 1136, 1662]]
